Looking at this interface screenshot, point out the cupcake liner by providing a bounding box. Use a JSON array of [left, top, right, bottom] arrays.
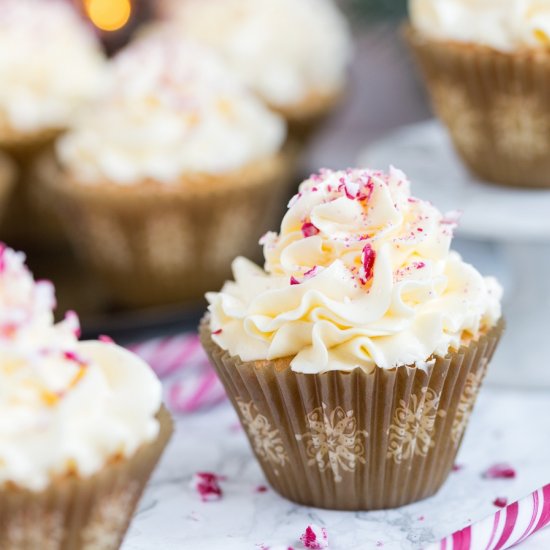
[[0, 406, 172, 550], [0, 153, 16, 225], [0, 134, 67, 249], [274, 89, 344, 145], [40, 154, 292, 308], [405, 25, 550, 188], [200, 318, 504, 511]]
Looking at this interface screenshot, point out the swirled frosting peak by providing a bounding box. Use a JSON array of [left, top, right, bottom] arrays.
[[207, 168, 502, 373], [0, 244, 162, 491]]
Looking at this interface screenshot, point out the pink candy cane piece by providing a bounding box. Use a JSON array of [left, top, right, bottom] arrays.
[[425, 484, 550, 550], [299, 525, 328, 549], [169, 369, 226, 413], [128, 334, 204, 378]]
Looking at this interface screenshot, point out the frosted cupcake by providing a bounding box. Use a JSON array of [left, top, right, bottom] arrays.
[[201, 167, 503, 510], [45, 33, 288, 307], [0, 244, 172, 549], [159, 0, 352, 140], [0, 0, 106, 245], [407, 0, 550, 188]]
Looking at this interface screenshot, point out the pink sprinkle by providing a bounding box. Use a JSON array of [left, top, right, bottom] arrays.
[[415, 262, 426, 269], [417, 228, 424, 232], [418, 515, 425, 521], [191, 472, 223, 502], [212, 329, 223, 335], [290, 276, 301, 286], [493, 497, 508, 508], [63, 350, 87, 365], [304, 266, 320, 279], [98, 334, 114, 343], [301, 222, 320, 238], [483, 464, 517, 479], [0, 322, 18, 339], [360, 244, 376, 284], [256, 485, 268, 493], [300, 525, 328, 549], [452, 464, 463, 472]]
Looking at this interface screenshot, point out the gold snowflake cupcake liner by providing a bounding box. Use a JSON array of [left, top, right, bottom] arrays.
[[200, 317, 504, 511], [406, 26, 550, 188], [39, 153, 291, 308], [0, 406, 172, 550], [275, 89, 344, 145], [0, 131, 67, 249]]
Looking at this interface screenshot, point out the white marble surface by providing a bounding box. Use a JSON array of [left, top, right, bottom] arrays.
[[123, 386, 550, 550]]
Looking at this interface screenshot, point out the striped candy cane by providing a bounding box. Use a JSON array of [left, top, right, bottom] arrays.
[[128, 332, 227, 413], [426, 484, 550, 550]]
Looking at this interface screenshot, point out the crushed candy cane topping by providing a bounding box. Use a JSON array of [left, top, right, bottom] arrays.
[[207, 167, 502, 374], [191, 472, 224, 501], [493, 497, 508, 508], [300, 525, 328, 549], [483, 463, 517, 479]]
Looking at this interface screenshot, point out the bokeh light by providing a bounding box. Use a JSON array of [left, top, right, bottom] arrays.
[[84, 0, 132, 32]]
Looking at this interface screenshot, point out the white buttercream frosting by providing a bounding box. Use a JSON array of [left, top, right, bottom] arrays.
[[0, 0, 106, 134], [57, 33, 286, 185], [160, 0, 352, 109], [207, 168, 502, 374], [410, 0, 550, 51], [0, 245, 162, 491]]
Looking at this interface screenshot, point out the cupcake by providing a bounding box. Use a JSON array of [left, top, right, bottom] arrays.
[[201, 167, 503, 510], [0, 244, 172, 548], [407, 0, 550, 188], [158, 0, 352, 141], [0, 0, 106, 245], [44, 33, 288, 308]]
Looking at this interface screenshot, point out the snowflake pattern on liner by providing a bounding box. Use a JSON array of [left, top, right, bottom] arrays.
[[5, 509, 64, 550], [237, 399, 288, 475], [80, 482, 140, 550], [387, 387, 446, 465], [451, 364, 486, 446], [295, 404, 369, 483]]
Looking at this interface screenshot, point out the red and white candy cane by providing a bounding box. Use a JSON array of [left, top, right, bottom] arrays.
[[128, 332, 227, 413], [426, 484, 550, 550], [169, 368, 226, 414], [128, 333, 204, 379]]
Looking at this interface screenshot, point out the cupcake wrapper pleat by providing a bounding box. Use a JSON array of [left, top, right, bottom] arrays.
[[0, 407, 172, 550], [39, 154, 291, 307], [200, 318, 504, 511], [406, 25, 550, 188]]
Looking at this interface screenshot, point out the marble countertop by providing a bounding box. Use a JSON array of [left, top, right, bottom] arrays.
[[122, 386, 550, 550]]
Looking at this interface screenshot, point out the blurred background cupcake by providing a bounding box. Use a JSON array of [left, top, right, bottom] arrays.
[[156, 0, 353, 143], [406, 0, 550, 188], [0, 0, 106, 248], [43, 32, 289, 309]]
